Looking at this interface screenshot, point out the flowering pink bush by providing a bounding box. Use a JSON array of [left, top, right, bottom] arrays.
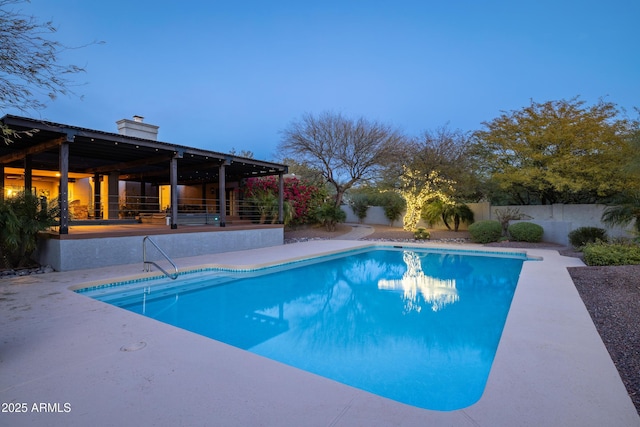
[[243, 176, 324, 225]]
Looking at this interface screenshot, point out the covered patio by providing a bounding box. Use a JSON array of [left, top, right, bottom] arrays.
[[0, 114, 288, 231], [0, 115, 289, 270]]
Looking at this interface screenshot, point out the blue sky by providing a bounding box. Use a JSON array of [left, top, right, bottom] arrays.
[[6, 0, 639, 161]]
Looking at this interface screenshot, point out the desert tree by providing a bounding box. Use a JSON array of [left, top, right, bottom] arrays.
[[601, 123, 640, 235], [279, 111, 407, 207], [472, 97, 635, 204], [396, 125, 479, 231], [1, 0, 94, 143]]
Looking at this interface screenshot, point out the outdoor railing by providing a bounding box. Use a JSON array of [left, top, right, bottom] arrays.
[[68, 195, 284, 224]]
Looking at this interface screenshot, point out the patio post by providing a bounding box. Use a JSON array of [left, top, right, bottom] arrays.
[[107, 172, 119, 219], [93, 173, 101, 219], [170, 156, 178, 229], [218, 158, 229, 227], [201, 182, 207, 212], [140, 179, 147, 212], [59, 140, 70, 234], [278, 171, 284, 224], [24, 155, 32, 194]]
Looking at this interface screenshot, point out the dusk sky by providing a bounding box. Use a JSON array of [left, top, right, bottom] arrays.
[[6, 0, 639, 161]]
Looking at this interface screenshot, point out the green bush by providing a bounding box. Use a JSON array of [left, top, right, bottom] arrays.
[[468, 220, 502, 243], [379, 192, 405, 225], [349, 194, 369, 223], [0, 192, 57, 268], [315, 202, 347, 231], [508, 222, 543, 242], [583, 241, 640, 266], [568, 227, 608, 249], [414, 228, 430, 240]]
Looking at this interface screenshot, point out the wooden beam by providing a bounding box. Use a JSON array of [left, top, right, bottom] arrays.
[[0, 136, 65, 164], [82, 154, 174, 174]]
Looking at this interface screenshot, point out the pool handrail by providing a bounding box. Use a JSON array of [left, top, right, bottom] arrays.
[[142, 236, 179, 280]]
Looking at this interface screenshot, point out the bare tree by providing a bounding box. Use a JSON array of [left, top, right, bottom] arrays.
[[229, 148, 254, 158], [279, 111, 406, 207], [0, 0, 92, 115]]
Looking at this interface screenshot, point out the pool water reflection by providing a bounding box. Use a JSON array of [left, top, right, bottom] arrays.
[[85, 248, 525, 411]]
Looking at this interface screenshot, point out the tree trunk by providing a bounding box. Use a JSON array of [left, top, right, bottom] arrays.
[[333, 190, 345, 208], [441, 213, 452, 230]]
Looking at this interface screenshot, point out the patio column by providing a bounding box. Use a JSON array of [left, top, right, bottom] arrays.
[[201, 182, 207, 212], [218, 160, 228, 227], [107, 172, 119, 219], [140, 179, 147, 212], [170, 156, 178, 229], [93, 173, 101, 219], [278, 172, 284, 224], [24, 155, 32, 194], [59, 141, 70, 234]]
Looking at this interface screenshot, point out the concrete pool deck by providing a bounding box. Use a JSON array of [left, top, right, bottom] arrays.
[[1, 240, 638, 426]]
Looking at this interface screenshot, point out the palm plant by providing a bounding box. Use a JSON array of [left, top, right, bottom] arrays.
[[449, 203, 475, 232], [422, 199, 474, 232], [421, 198, 448, 228], [0, 192, 57, 268], [246, 189, 295, 225], [315, 202, 346, 231], [601, 192, 640, 235]]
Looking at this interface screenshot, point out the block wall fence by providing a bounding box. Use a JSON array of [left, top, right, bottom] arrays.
[[341, 203, 634, 246]]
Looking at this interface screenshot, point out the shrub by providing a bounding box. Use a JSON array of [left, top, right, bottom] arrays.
[[468, 220, 502, 243], [379, 192, 405, 225], [568, 227, 608, 249], [0, 192, 57, 268], [508, 222, 543, 242], [414, 228, 430, 240], [349, 194, 369, 223], [244, 175, 325, 226], [583, 241, 640, 266], [315, 202, 346, 231], [494, 207, 532, 236]]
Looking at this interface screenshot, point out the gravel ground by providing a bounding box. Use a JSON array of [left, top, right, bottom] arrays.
[[568, 264, 640, 414], [284, 224, 640, 414]]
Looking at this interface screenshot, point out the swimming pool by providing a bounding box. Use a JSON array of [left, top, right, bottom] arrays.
[[77, 246, 527, 411]]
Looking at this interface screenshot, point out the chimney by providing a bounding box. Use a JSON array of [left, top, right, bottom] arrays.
[[116, 115, 159, 140]]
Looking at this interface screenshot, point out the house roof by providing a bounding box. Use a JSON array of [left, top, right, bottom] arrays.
[[0, 115, 287, 185]]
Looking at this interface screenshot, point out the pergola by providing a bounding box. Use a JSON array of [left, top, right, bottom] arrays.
[[0, 115, 288, 234]]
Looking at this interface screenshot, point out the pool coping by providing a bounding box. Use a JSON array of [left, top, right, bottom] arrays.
[[1, 240, 638, 426], [70, 242, 535, 293]]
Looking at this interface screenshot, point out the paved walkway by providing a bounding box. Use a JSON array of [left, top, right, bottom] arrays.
[[332, 223, 375, 240]]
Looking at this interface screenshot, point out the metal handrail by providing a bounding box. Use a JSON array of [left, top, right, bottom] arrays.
[[142, 236, 179, 280]]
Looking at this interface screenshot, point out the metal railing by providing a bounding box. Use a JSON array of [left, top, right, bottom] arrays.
[[67, 195, 284, 224], [142, 236, 179, 280]]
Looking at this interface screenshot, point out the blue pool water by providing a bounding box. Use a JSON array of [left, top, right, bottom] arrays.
[[79, 247, 526, 411]]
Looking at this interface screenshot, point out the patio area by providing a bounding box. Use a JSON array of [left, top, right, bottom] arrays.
[[1, 240, 638, 426]]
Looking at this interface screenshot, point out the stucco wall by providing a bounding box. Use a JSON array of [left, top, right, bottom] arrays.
[[35, 227, 284, 271], [342, 203, 634, 245]]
